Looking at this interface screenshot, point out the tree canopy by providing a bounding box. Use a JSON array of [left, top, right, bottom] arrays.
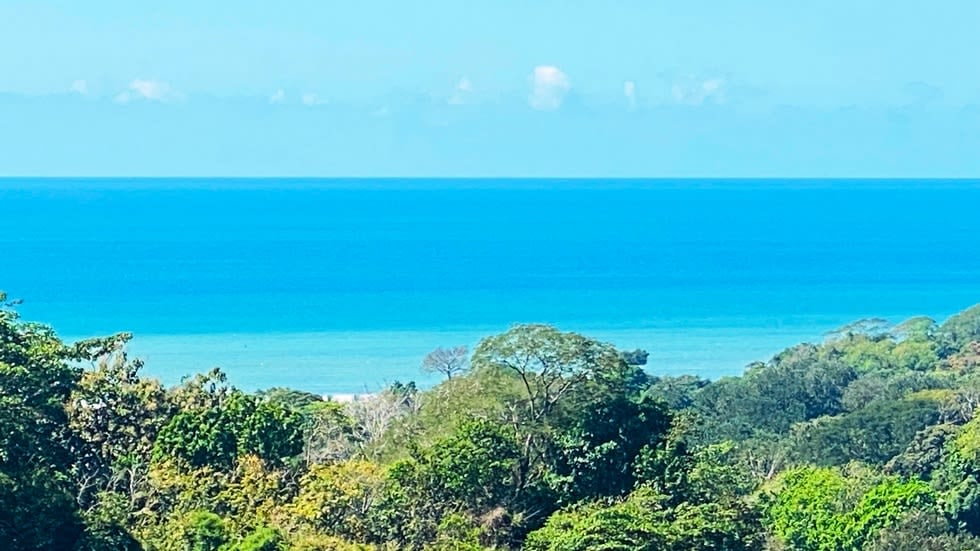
[[2, 294, 980, 550]]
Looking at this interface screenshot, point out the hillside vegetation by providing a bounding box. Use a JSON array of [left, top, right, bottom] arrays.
[[2, 292, 980, 550]]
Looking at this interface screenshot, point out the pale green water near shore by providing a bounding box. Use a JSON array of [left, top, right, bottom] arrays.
[[103, 319, 913, 394]]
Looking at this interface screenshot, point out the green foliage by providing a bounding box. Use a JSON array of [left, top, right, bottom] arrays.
[[949, 414, 980, 464], [832, 333, 897, 372], [153, 407, 238, 468], [764, 466, 862, 551], [826, 318, 892, 341], [139, 453, 291, 546], [153, 391, 303, 469], [848, 477, 936, 543], [643, 375, 708, 410], [68, 350, 173, 509], [847, 477, 937, 547], [423, 420, 521, 511], [866, 510, 980, 551], [300, 400, 358, 464], [425, 514, 487, 551], [525, 487, 761, 551], [791, 398, 941, 466], [693, 344, 857, 441], [471, 324, 624, 424], [936, 415, 980, 535], [765, 466, 937, 551], [947, 342, 980, 374], [284, 530, 376, 550], [378, 420, 524, 548], [237, 397, 305, 462], [618, 348, 649, 366], [891, 339, 941, 371], [0, 468, 85, 550], [550, 386, 673, 504], [0, 295, 87, 550], [939, 304, 980, 356], [634, 416, 755, 506], [179, 511, 229, 551], [841, 370, 947, 412], [5, 294, 980, 551], [524, 491, 672, 551], [388, 365, 525, 456], [893, 316, 939, 342], [292, 460, 385, 542], [227, 526, 286, 551], [885, 423, 959, 479], [0, 298, 79, 473], [256, 387, 324, 411], [74, 491, 143, 551]]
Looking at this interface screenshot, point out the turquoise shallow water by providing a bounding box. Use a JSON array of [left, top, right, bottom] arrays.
[[111, 320, 942, 394], [3, 179, 979, 392]]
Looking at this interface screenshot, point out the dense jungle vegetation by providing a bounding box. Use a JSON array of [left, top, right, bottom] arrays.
[[2, 291, 980, 550]]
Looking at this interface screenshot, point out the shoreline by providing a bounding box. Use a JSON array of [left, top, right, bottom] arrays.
[[322, 392, 374, 403], [70, 320, 904, 394]]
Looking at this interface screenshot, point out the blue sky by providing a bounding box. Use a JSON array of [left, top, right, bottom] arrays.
[[1, 0, 979, 176]]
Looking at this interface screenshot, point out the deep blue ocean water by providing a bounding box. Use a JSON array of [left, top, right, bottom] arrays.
[[2, 179, 979, 393]]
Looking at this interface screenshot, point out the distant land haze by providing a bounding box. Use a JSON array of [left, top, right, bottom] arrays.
[[2, 179, 978, 392]]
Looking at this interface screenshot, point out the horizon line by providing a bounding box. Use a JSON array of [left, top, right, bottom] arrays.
[[3, 176, 980, 181]]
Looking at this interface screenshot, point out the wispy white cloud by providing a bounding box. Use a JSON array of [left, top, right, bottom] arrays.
[[449, 76, 473, 105], [301, 92, 327, 106], [671, 76, 726, 105], [528, 65, 570, 111], [669, 84, 685, 103], [623, 80, 636, 109], [70, 79, 88, 95], [132, 80, 167, 99], [114, 79, 179, 103], [269, 89, 286, 104], [702, 78, 723, 95]]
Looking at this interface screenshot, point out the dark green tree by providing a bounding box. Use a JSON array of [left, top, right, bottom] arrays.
[[693, 344, 857, 442], [549, 391, 672, 504], [525, 486, 761, 551], [378, 420, 522, 548], [790, 398, 941, 466], [0, 293, 86, 549], [153, 391, 303, 469], [938, 304, 980, 357], [935, 415, 980, 536]]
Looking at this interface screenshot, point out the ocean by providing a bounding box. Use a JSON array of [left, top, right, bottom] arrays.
[[2, 179, 978, 394]]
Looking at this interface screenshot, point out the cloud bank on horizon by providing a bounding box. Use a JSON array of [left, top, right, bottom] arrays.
[[0, 0, 978, 177], [528, 66, 571, 111]]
